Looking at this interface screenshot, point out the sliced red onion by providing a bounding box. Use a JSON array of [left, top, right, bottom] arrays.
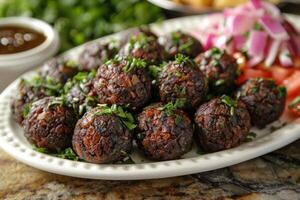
[[247, 30, 268, 67], [261, 1, 280, 19], [265, 39, 281, 67], [203, 33, 216, 50], [227, 14, 255, 36], [250, 0, 262, 9], [248, 31, 268, 56], [279, 44, 293, 67], [259, 15, 289, 40], [234, 35, 246, 50]]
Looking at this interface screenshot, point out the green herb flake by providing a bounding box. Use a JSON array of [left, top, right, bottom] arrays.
[[174, 54, 194, 66], [245, 132, 257, 142], [175, 71, 182, 78], [220, 95, 237, 116], [178, 38, 193, 53], [120, 150, 135, 164], [123, 57, 147, 73], [95, 104, 137, 130], [215, 79, 225, 86], [277, 86, 287, 99], [288, 96, 300, 109], [175, 115, 183, 126], [22, 103, 31, 118], [162, 98, 186, 116], [55, 148, 79, 161], [32, 144, 47, 153]]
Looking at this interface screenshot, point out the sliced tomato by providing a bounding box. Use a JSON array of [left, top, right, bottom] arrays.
[[270, 66, 294, 85], [236, 68, 272, 85], [283, 71, 300, 98]]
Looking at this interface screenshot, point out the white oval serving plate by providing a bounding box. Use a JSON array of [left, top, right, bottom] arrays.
[[0, 14, 300, 180]]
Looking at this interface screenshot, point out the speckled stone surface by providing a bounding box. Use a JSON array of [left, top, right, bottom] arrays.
[[0, 140, 299, 200]]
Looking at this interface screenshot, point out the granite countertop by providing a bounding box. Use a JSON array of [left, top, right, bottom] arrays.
[[0, 140, 298, 200]]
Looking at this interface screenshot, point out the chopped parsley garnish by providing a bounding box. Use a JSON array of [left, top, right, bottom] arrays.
[[175, 71, 182, 78], [174, 54, 194, 66], [245, 132, 257, 142], [178, 38, 193, 53], [96, 104, 137, 130], [288, 95, 300, 110], [27, 75, 62, 96], [128, 33, 154, 51], [251, 87, 259, 93], [47, 96, 66, 108], [220, 95, 237, 116], [32, 144, 47, 153], [175, 115, 183, 126], [123, 57, 147, 73], [120, 150, 135, 164], [22, 103, 31, 118], [215, 79, 225, 86], [277, 86, 287, 99], [32, 146, 79, 161], [148, 64, 163, 78], [160, 98, 186, 116], [54, 148, 79, 161]]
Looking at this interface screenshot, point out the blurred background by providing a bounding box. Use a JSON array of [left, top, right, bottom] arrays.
[[1, 0, 298, 53]]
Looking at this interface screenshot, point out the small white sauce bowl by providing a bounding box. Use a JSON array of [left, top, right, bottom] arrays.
[[0, 17, 59, 91]]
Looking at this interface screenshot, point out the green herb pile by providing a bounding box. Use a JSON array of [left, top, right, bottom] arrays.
[[0, 0, 165, 52]]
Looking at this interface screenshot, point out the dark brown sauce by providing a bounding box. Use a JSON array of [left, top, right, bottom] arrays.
[[0, 25, 46, 54]]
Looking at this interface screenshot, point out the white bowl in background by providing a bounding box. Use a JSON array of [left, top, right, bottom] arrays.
[[0, 17, 59, 91]]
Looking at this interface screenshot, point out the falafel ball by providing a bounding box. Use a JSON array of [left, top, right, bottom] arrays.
[[93, 56, 152, 110], [194, 95, 251, 152], [158, 55, 208, 110], [65, 70, 98, 116], [119, 33, 166, 65], [120, 26, 158, 46], [72, 106, 133, 164], [236, 78, 286, 128], [23, 97, 77, 151], [195, 48, 238, 94], [11, 74, 63, 125], [159, 31, 203, 59], [78, 41, 119, 71], [137, 103, 193, 160], [40, 58, 79, 84]]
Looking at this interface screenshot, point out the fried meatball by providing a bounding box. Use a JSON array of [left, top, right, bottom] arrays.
[[40, 58, 78, 84], [137, 103, 193, 160], [65, 71, 98, 116], [93, 57, 152, 110], [195, 48, 238, 94], [72, 107, 132, 164], [236, 78, 286, 128], [11, 74, 63, 125], [119, 33, 166, 65], [194, 96, 251, 152], [158, 55, 208, 110], [120, 26, 158, 46], [23, 97, 77, 151], [159, 31, 203, 59], [11, 79, 46, 125], [78, 41, 119, 71]]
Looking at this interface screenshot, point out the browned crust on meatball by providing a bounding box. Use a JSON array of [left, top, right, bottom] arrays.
[[158, 59, 208, 110], [194, 98, 251, 152], [159, 31, 203, 59], [236, 78, 286, 128], [137, 103, 193, 160], [93, 58, 152, 110], [72, 108, 132, 164], [119, 33, 166, 65], [23, 97, 77, 151], [78, 42, 118, 71], [40, 58, 78, 84], [195, 49, 238, 94]]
